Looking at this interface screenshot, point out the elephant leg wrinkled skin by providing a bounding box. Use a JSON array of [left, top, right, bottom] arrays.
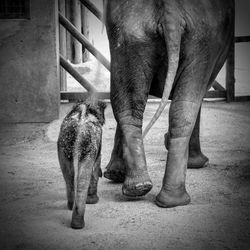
[[121, 124, 153, 196], [104, 125, 126, 183], [156, 97, 207, 207], [164, 109, 209, 169], [106, 40, 162, 196], [155, 41, 222, 207]]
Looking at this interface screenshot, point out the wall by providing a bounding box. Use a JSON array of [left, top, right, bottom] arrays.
[[0, 0, 59, 123]]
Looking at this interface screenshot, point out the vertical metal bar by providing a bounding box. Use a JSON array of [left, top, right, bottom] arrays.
[[226, 6, 235, 102], [72, 0, 82, 64], [59, 0, 67, 91], [225, 44, 235, 102], [66, 0, 73, 61], [81, 5, 89, 62]]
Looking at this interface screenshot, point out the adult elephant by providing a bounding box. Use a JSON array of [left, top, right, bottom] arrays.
[[104, 0, 234, 207]]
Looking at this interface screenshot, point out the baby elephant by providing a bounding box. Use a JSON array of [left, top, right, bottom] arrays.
[[57, 99, 106, 229]]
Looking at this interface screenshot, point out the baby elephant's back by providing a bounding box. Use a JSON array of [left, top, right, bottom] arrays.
[[58, 106, 102, 162], [77, 121, 102, 162]]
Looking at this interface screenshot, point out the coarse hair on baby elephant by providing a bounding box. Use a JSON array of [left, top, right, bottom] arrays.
[[57, 98, 106, 229]]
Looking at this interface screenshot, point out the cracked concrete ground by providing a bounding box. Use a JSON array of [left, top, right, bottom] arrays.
[[0, 101, 250, 250]]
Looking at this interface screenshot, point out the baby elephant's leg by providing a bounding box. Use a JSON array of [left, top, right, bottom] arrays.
[[58, 147, 74, 210], [71, 157, 94, 229], [87, 155, 102, 204]]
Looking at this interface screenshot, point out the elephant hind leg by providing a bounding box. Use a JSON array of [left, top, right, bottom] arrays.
[[164, 108, 209, 169], [157, 100, 204, 208], [104, 125, 126, 183], [156, 55, 210, 207], [107, 39, 163, 196], [185, 37, 234, 169], [163, 38, 233, 170]]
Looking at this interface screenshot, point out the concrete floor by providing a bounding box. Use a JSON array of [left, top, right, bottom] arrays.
[[0, 101, 250, 250]]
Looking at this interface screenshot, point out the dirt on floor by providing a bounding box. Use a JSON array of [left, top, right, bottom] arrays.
[[0, 101, 250, 250]]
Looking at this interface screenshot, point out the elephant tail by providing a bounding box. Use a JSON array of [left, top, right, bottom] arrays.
[[142, 18, 183, 138]]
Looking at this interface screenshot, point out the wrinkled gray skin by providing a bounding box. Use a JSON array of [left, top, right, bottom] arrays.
[[57, 99, 106, 229], [104, 0, 234, 207]]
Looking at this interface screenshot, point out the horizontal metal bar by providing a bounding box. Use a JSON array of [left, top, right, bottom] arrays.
[[212, 81, 225, 92], [59, 12, 110, 71], [61, 91, 229, 102], [235, 36, 250, 43], [60, 55, 97, 93], [205, 90, 226, 99], [61, 91, 110, 101], [79, 0, 103, 21]]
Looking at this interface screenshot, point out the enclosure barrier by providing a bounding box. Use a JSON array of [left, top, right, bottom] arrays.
[[59, 12, 110, 71], [79, 0, 102, 21], [59, 0, 250, 102], [60, 55, 97, 93]]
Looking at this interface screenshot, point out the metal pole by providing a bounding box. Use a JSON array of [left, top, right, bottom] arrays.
[[79, 0, 103, 21], [59, 0, 67, 91], [60, 55, 97, 93], [72, 0, 82, 64], [81, 5, 89, 62]]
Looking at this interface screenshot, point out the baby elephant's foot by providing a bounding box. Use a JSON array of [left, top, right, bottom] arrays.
[[188, 153, 209, 169], [122, 172, 153, 197], [155, 186, 191, 208], [71, 210, 85, 229], [104, 157, 126, 183], [86, 194, 99, 204]]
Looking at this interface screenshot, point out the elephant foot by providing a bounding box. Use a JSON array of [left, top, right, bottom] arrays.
[[86, 194, 99, 204], [155, 186, 191, 208], [122, 173, 153, 197], [104, 157, 126, 183], [71, 210, 85, 229], [188, 153, 209, 169]]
